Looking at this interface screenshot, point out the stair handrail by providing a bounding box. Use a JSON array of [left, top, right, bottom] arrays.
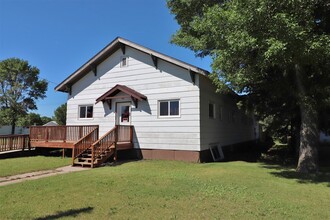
[[72, 127, 99, 164], [91, 126, 117, 168]]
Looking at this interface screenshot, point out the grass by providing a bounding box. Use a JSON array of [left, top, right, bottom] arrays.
[[0, 156, 71, 177], [0, 160, 329, 219]]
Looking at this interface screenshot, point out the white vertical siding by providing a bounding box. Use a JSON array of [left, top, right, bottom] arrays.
[[199, 76, 257, 151], [66, 47, 201, 151]]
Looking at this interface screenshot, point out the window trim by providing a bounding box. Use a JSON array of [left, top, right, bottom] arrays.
[[78, 104, 94, 119], [158, 99, 181, 118], [208, 102, 216, 119]]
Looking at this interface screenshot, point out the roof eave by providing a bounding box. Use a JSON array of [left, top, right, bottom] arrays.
[[55, 37, 122, 93], [54, 37, 210, 93]]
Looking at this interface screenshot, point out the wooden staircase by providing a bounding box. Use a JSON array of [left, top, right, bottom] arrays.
[[73, 144, 116, 167], [72, 126, 128, 168]]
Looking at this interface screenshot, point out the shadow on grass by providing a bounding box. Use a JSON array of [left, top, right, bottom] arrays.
[[264, 164, 330, 187], [33, 206, 93, 220], [101, 159, 141, 167], [259, 144, 330, 187]]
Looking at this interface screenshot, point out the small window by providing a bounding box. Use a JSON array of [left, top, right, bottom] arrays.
[[120, 56, 128, 67], [79, 105, 93, 119], [159, 100, 180, 117], [219, 106, 223, 121], [209, 103, 215, 119]]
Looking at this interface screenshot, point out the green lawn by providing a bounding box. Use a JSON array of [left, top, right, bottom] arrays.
[[0, 156, 71, 177], [0, 160, 329, 219]]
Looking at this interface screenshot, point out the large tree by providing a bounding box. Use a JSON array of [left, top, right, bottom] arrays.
[[168, 0, 330, 173], [0, 58, 48, 134], [54, 103, 67, 125]]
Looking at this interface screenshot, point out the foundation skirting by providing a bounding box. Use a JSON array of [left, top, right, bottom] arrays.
[[117, 140, 259, 163]]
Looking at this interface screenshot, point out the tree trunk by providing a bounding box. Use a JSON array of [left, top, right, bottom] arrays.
[[295, 64, 319, 173], [296, 101, 319, 173], [11, 119, 16, 135]]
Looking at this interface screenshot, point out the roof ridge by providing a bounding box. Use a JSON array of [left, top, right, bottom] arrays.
[[55, 37, 210, 93]]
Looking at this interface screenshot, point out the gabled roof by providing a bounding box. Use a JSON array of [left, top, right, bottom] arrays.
[[55, 37, 210, 93], [95, 84, 147, 104], [43, 121, 58, 126]]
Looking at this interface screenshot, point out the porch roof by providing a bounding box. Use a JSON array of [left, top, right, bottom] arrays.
[[95, 84, 147, 108]]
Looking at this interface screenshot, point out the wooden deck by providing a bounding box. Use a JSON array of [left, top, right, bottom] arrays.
[[30, 125, 99, 149], [29, 125, 133, 150], [29, 125, 134, 167]]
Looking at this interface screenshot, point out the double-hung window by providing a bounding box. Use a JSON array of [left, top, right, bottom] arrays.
[[79, 105, 93, 119], [158, 100, 180, 117]]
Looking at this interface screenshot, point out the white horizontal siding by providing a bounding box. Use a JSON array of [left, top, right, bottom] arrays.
[[199, 76, 257, 151], [66, 47, 201, 151], [134, 126, 200, 133]]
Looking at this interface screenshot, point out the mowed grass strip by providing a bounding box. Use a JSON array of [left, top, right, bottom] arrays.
[[0, 160, 329, 219], [0, 156, 71, 177]]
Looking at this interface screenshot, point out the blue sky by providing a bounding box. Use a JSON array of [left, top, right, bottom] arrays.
[[0, 0, 211, 117]]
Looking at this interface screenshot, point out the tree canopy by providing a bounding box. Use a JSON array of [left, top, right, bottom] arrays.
[[16, 113, 52, 127], [0, 58, 48, 134], [54, 103, 67, 125], [168, 0, 330, 173]]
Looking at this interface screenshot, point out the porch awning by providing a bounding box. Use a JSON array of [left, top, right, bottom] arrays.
[[95, 84, 147, 109]]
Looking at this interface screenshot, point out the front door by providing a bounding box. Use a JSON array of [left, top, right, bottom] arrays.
[[116, 102, 131, 125]]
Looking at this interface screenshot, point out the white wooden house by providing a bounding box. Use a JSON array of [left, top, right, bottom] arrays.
[[48, 37, 258, 165]]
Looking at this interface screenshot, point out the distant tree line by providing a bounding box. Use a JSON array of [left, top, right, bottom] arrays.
[[0, 58, 66, 132]]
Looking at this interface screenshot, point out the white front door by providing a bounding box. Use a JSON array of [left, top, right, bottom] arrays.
[[116, 102, 131, 125]]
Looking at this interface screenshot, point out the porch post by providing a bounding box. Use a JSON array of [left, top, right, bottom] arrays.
[[63, 126, 67, 143], [45, 127, 49, 142], [114, 125, 118, 162], [72, 147, 75, 165], [130, 126, 133, 143], [22, 135, 25, 151], [9, 137, 13, 151]]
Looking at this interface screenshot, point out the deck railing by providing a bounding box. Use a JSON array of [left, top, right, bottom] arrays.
[[0, 134, 30, 152], [72, 127, 99, 163], [91, 125, 133, 167], [91, 126, 117, 168], [30, 125, 99, 143]]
